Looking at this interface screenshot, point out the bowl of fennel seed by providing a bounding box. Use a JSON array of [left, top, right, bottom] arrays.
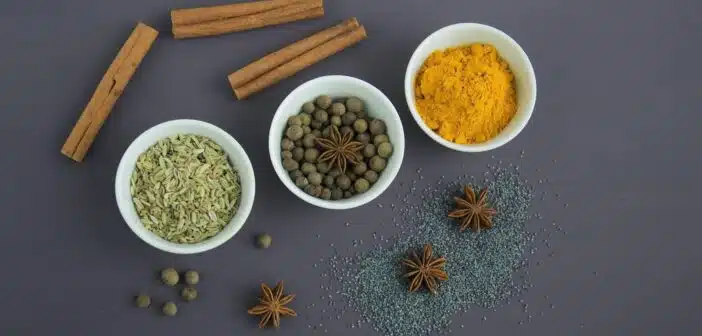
[[115, 119, 256, 254]]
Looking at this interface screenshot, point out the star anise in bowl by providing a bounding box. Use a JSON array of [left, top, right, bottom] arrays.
[[448, 185, 497, 233], [315, 125, 364, 173], [247, 281, 297, 328], [402, 243, 448, 295]]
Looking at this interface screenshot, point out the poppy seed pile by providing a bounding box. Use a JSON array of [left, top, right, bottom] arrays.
[[320, 165, 536, 335]]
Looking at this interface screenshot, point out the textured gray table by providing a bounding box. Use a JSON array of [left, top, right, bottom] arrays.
[[1, 0, 700, 335]]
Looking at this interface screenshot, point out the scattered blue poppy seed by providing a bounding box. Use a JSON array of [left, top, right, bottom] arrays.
[[319, 165, 536, 335]]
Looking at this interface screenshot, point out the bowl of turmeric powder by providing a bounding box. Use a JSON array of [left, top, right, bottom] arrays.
[[404, 23, 536, 152]]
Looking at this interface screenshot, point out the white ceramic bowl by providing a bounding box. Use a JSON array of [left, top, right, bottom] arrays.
[[269, 75, 405, 210], [115, 119, 256, 254], [404, 23, 537, 152]]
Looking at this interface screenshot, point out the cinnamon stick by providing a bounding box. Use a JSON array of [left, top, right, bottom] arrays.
[[172, 0, 324, 39], [233, 25, 367, 99], [171, 0, 302, 27], [228, 18, 359, 90], [61, 22, 158, 162]]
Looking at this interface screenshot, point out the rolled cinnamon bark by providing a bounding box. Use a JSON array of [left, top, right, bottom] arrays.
[[173, 0, 324, 39], [233, 26, 367, 99], [228, 18, 359, 90], [61, 22, 158, 162], [171, 0, 299, 27]]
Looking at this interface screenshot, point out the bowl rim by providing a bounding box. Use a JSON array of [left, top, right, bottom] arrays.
[[404, 22, 537, 152], [269, 75, 405, 210], [115, 119, 256, 254]]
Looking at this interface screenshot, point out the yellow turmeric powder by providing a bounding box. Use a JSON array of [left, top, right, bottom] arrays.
[[414, 44, 517, 144]]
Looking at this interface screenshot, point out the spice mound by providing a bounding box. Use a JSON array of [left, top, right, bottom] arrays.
[[130, 134, 241, 244], [414, 43, 517, 144], [280, 96, 394, 200]]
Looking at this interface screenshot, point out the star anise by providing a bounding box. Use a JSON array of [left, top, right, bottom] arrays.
[[402, 244, 448, 295], [448, 185, 497, 233], [315, 125, 364, 173], [247, 281, 297, 328]]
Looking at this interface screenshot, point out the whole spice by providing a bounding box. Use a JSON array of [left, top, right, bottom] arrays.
[[247, 281, 297, 328], [162, 301, 178, 316], [131, 135, 241, 244], [227, 18, 358, 88], [172, 0, 324, 39], [282, 96, 393, 200], [135, 295, 151, 308], [316, 125, 364, 174], [172, 0, 296, 26], [328, 166, 535, 336], [448, 186, 497, 233], [181, 287, 198, 301], [346, 97, 363, 113], [61, 23, 158, 162], [402, 244, 448, 295], [184, 270, 200, 285], [257, 233, 272, 249], [233, 25, 368, 99], [161, 268, 180, 286], [414, 44, 517, 144]]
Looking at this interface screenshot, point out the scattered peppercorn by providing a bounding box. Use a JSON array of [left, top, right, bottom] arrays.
[[181, 287, 198, 301], [184, 270, 199, 285], [257, 233, 272, 249], [162, 302, 178, 316], [135, 295, 151, 308], [161, 268, 179, 286]]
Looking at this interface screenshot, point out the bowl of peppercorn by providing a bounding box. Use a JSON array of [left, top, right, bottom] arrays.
[[269, 75, 405, 210]]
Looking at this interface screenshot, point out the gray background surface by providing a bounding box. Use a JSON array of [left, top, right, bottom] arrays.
[[1, 0, 700, 335]]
